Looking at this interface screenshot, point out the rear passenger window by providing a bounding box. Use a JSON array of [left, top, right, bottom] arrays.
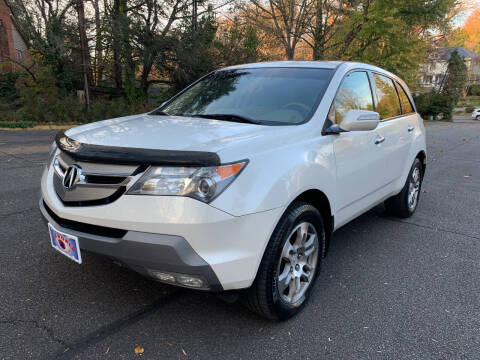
[[372, 74, 401, 119], [330, 71, 374, 124], [396, 82, 414, 114]]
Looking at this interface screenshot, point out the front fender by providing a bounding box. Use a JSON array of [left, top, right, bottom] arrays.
[[210, 137, 337, 217]]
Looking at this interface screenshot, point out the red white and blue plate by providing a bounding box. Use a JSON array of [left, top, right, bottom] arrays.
[[48, 223, 82, 264]]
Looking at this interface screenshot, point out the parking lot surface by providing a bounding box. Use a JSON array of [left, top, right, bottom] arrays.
[[1, 121, 479, 359]]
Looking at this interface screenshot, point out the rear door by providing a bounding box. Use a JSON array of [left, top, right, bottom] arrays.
[[370, 73, 413, 185], [330, 71, 391, 226]]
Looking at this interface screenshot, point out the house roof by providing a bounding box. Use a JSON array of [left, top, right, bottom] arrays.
[[431, 47, 479, 61]]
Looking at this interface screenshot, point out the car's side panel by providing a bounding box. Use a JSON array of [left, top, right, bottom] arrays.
[[393, 114, 427, 193], [211, 134, 338, 217], [331, 130, 389, 227]]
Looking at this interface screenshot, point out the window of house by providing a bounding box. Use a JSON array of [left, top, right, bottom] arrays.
[[329, 71, 374, 124], [372, 73, 402, 120], [17, 50, 22, 61]]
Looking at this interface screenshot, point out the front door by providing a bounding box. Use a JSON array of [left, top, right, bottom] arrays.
[[329, 71, 391, 227]]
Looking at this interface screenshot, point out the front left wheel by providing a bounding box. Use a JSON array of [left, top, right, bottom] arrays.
[[244, 201, 325, 320]]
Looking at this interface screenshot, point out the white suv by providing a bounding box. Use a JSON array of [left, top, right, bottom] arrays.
[[472, 108, 480, 120], [40, 61, 426, 319]]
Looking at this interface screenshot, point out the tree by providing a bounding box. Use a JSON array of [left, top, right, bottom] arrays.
[[248, 0, 313, 60], [441, 49, 468, 111], [463, 9, 480, 53]]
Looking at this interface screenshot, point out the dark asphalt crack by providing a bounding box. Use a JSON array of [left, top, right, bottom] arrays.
[[0, 318, 68, 348], [52, 290, 182, 360], [379, 215, 480, 241], [0, 149, 46, 165], [1, 207, 36, 218]]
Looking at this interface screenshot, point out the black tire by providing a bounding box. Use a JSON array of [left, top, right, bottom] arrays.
[[244, 201, 325, 320], [385, 158, 423, 218], [476, 115, 480, 121]]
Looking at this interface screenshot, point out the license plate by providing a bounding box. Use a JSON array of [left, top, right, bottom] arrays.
[[48, 223, 82, 264]]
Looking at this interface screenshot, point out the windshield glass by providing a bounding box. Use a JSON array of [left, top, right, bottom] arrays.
[[159, 67, 333, 125]]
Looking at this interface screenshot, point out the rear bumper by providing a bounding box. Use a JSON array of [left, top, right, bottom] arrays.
[[39, 199, 223, 291]]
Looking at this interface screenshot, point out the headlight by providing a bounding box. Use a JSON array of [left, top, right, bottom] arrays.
[[47, 142, 58, 168], [127, 160, 247, 203]]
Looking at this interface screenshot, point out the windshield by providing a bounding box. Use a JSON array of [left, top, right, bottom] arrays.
[[158, 67, 333, 125]]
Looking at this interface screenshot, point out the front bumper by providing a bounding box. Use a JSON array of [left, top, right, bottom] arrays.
[[41, 166, 284, 291], [40, 199, 223, 291]]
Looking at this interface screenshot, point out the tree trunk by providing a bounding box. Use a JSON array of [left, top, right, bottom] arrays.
[[312, 0, 324, 60], [92, 0, 104, 85], [112, 0, 124, 90], [76, 0, 93, 106]]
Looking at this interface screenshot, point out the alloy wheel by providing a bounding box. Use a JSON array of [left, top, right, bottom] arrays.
[[276, 222, 319, 305], [408, 167, 421, 211]]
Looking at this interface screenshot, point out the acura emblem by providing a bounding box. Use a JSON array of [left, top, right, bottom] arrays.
[[63, 165, 83, 190]]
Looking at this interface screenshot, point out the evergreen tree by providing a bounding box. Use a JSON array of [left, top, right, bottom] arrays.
[[441, 49, 468, 107]]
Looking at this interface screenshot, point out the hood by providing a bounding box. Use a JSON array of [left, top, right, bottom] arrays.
[[66, 114, 281, 155]]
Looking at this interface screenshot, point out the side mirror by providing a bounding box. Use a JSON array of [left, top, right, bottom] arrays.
[[339, 110, 380, 132]]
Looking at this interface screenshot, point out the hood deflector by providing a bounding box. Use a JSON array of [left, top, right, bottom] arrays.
[[55, 131, 221, 167]]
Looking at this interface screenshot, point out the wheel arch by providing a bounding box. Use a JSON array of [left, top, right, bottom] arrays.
[[416, 150, 427, 176], [291, 189, 334, 257]]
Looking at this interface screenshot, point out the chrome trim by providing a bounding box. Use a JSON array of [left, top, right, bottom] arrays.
[[54, 158, 132, 189], [52, 154, 141, 204]]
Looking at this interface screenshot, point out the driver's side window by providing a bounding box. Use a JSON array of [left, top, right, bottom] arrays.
[[329, 71, 375, 124]]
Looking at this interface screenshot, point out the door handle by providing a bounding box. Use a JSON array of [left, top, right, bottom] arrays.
[[374, 136, 385, 145], [407, 125, 415, 132]]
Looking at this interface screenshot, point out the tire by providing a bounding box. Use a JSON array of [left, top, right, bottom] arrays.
[[244, 201, 325, 320], [476, 115, 480, 121], [385, 158, 423, 218]]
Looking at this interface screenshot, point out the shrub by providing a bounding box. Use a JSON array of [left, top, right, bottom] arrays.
[[414, 91, 453, 120], [465, 106, 475, 113], [0, 120, 34, 128], [468, 85, 480, 96]]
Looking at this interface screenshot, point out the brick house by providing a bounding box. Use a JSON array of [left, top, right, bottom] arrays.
[[0, 0, 30, 72]]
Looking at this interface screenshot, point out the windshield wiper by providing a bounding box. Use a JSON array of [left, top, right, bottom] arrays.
[[190, 113, 260, 125], [150, 110, 171, 116]]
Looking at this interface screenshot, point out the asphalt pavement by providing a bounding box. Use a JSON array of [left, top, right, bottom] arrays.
[[1, 121, 479, 359]]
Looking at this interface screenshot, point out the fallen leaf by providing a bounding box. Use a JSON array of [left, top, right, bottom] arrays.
[[462, 138, 466, 141], [134, 345, 144, 355], [464, 175, 472, 178], [328, 337, 332, 342], [63, 348, 69, 353], [105, 347, 110, 354], [439, 149, 444, 153], [432, 338, 438, 342], [182, 348, 187, 356], [167, 342, 173, 347], [422, 189, 428, 193]]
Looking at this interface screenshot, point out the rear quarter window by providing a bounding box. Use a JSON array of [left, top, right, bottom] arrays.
[[396, 81, 414, 114]]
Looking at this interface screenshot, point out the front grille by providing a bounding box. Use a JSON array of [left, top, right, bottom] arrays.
[[53, 150, 141, 206], [43, 201, 127, 238]]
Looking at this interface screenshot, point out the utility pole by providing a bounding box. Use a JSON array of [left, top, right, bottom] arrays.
[[76, 0, 92, 108]]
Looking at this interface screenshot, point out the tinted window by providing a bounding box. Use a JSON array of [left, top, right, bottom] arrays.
[[373, 73, 401, 119], [331, 71, 374, 124], [161, 68, 333, 125], [396, 82, 414, 114]]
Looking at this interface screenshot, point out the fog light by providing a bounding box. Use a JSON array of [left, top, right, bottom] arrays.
[[147, 269, 209, 290], [176, 275, 206, 288], [149, 270, 176, 284]]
